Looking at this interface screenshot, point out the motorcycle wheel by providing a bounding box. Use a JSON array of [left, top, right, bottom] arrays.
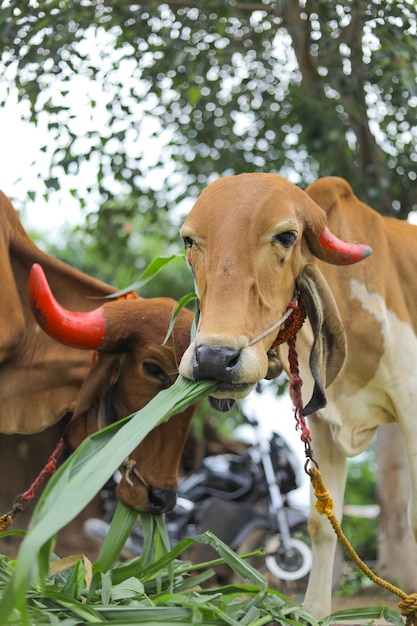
[[236, 525, 311, 595], [264, 536, 312, 581], [237, 524, 343, 595]]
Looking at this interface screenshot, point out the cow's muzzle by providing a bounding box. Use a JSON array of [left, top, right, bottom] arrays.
[[192, 345, 242, 381], [147, 487, 177, 514], [116, 479, 177, 514], [191, 345, 258, 411], [118, 458, 178, 513]]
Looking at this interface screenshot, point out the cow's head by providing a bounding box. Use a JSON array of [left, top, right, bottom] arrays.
[[178, 173, 371, 414], [29, 263, 195, 514]]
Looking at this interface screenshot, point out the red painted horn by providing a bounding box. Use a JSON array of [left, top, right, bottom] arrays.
[[313, 226, 372, 265], [29, 263, 108, 349]]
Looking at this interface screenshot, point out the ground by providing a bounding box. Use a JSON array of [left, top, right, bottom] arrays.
[[332, 588, 400, 612], [328, 587, 404, 625]]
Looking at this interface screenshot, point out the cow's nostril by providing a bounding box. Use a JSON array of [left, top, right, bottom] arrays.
[[226, 353, 240, 371], [193, 345, 242, 381], [147, 487, 177, 514]]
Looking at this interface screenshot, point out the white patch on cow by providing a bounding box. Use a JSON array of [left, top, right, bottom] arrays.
[[317, 279, 417, 458], [350, 279, 387, 325]]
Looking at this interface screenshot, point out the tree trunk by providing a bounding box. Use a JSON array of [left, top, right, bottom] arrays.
[[377, 423, 417, 591]]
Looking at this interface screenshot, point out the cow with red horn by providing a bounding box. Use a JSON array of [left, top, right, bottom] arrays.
[[179, 173, 370, 415], [178, 173, 382, 616], [29, 263, 194, 513], [0, 189, 195, 553]]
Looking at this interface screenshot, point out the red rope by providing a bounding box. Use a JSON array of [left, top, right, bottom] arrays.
[[280, 301, 319, 471], [288, 336, 312, 446], [18, 437, 65, 506], [271, 294, 311, 445], [272, 298, 306, 348], [0, 438, 65, 531]]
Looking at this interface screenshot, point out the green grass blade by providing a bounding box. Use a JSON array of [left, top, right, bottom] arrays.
[[194, 532, 266, 587], [93, 501, 138, 574], [321, 605, 403, 626], [138, 513, 157, 568], [96, 606, 193, 622], [154, 514, 174, 593], [109, 253, 186, 297], [34, 588, 103, 622], [111, 536, 196, 586], [163, 292, 198, 345]]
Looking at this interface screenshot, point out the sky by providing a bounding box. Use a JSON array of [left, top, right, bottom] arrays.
[[0, 89, 86, 240]]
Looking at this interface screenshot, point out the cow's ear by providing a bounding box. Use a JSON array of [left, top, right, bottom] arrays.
[[296, 264, 346, 416], [64, 353, 123, 450]]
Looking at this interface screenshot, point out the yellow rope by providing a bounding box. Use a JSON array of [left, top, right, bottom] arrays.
[[0, 514, 13, 533], [309, 466, 417, 625]]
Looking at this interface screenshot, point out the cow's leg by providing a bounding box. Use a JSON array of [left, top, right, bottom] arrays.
[[303, 413, 347, 617], [398, 422, 417, 547]]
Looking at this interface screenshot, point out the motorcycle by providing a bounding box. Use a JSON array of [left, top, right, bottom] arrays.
[[85, 414, 312, 590]]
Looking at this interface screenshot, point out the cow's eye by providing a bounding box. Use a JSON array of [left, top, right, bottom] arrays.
[[272, 231, 297, 248], [143, 362, 171, 386], [182, 236, 194, 249]]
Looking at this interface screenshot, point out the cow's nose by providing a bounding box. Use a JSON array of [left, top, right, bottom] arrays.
[[147, 487, 177, 514], [192, 345, 242, 381]]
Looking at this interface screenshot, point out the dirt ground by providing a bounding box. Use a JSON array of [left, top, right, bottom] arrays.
[[332, 588, 400, 611], [326, 588, 404, 625]]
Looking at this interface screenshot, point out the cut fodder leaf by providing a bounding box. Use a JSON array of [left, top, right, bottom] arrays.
[[26, 587, 103, 622], [96, 605, 193, 622], [163, 292, 198, 345], [320, 605, 403, 626], [93, 501, 138, 575], [110, 576, 145, 601], [109, 254, 186, 298], [193, 531, 266, 587], [48, 554, 93, 596]]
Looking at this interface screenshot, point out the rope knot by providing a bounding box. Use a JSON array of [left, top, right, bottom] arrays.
[[399, 594, 417, 624], [309, 466, 334, 515], [272, 297, 306, 347], [0, 514, 13, 533], [122, 457, 149, 489]]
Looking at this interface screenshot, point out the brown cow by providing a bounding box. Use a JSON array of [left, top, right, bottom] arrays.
[[0, 190, 194, 532], [177, 173, 395, 616]]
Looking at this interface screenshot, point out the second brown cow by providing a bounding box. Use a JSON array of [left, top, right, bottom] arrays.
[[0, 190, 194, 555]]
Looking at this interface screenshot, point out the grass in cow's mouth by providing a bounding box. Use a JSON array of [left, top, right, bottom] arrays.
[[0, 375, 404, 626]]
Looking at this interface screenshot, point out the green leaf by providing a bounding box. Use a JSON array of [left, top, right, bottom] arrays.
[[96, 605, 193, 622], [194, 531, 266, 587], [110, 576, 145, 601], [163, 292, 198, 345], [93, 501, 138, 574], [139, 513, 157, 568], [154, 513, 174, 594], [111, 536, 196, 586], [321, 605, 403, 626], [107, 254, 186, 298], [62, 559, 87, 599]]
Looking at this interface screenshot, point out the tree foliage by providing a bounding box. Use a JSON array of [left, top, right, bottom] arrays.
[[1, 0, 416, 237]]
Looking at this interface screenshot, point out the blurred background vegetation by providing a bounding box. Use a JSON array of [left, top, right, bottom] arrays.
[[1, 2, 416, 284], [1, 0, 416, 580]]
